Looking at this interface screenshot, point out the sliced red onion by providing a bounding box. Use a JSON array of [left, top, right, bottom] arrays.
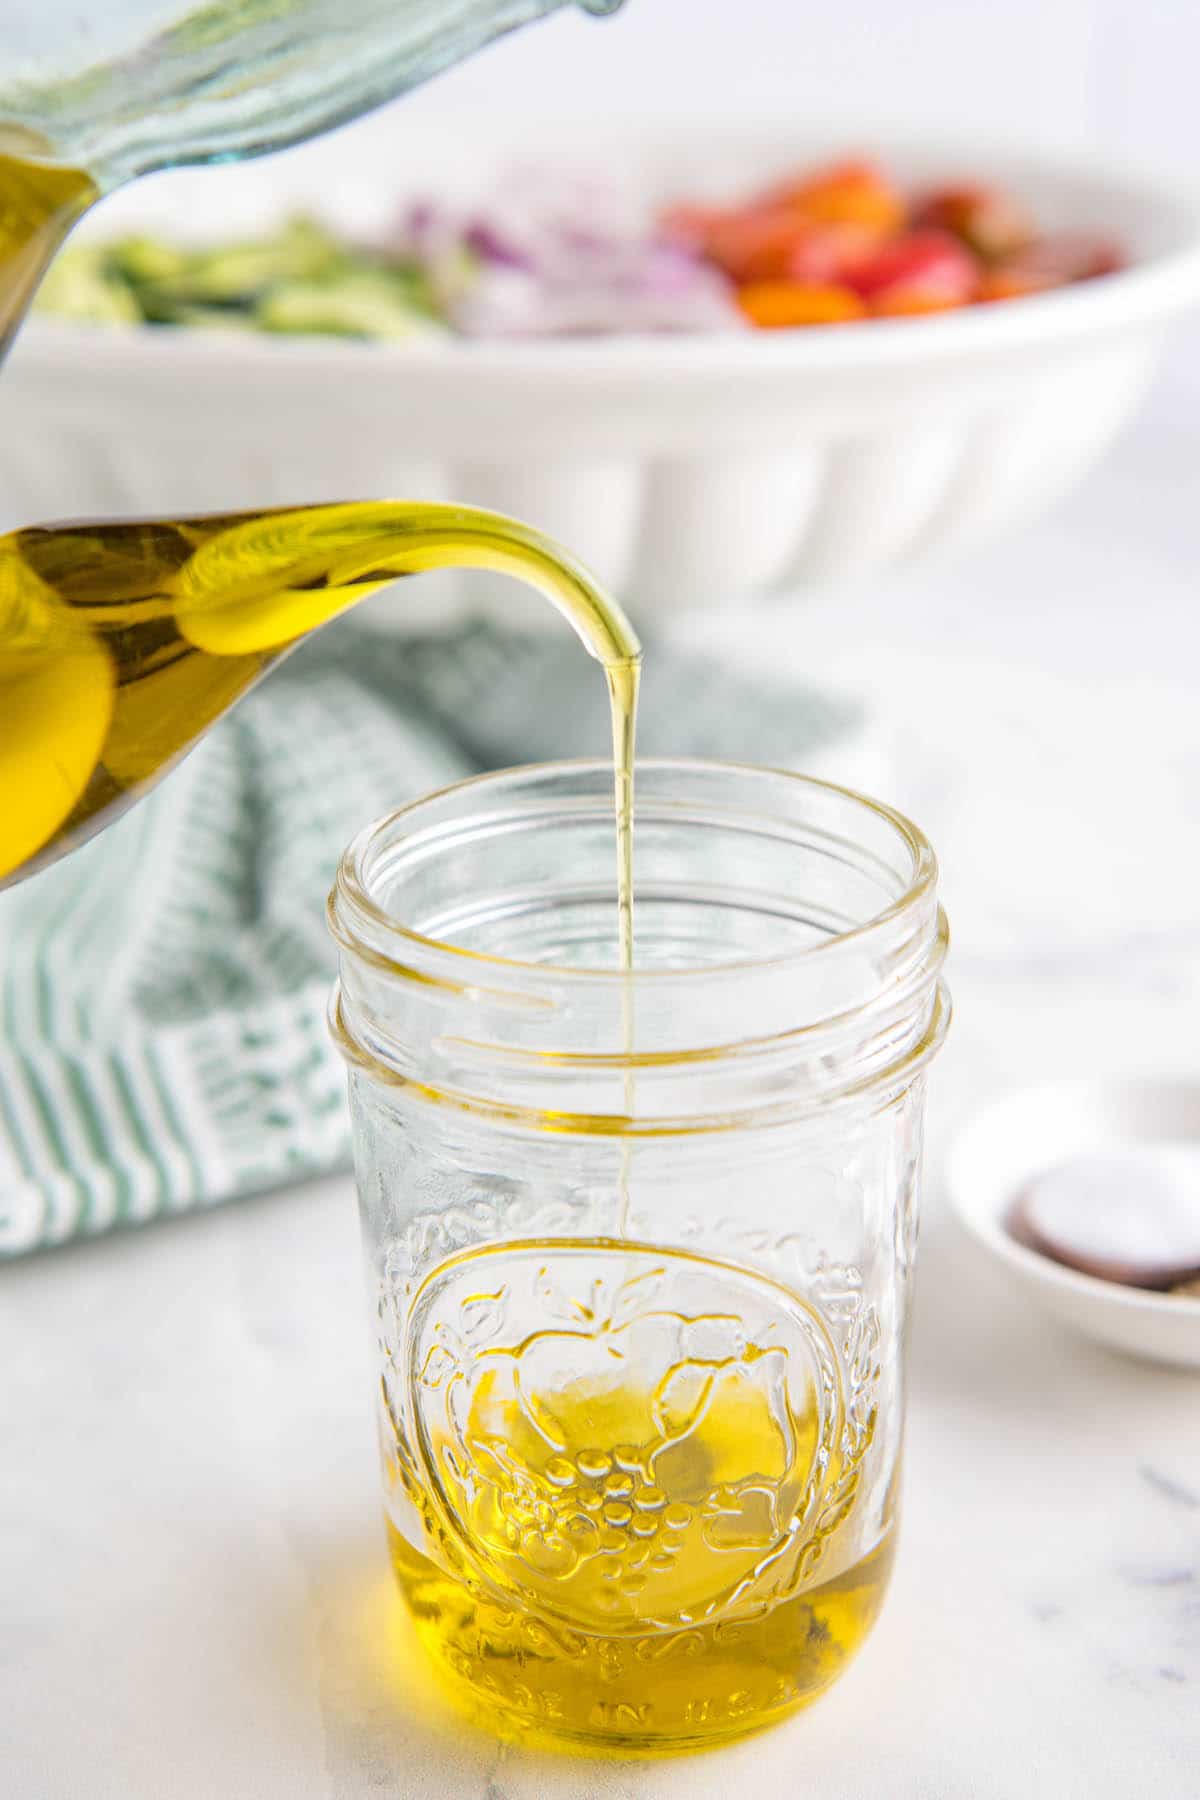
[[385, 174, 745, 337], [461, 219, 534, 269]]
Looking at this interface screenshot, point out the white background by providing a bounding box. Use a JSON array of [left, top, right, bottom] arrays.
[[381, 0, 1194, 173]]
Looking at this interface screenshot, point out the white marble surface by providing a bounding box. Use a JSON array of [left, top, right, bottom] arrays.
[[5, 360, 1200, 1797]]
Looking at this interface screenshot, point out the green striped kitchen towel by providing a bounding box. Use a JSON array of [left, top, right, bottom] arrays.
[[0, 620, 860, 1255]]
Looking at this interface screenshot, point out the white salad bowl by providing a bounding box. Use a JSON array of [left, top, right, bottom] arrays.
[[4, 128, 1200, 616]]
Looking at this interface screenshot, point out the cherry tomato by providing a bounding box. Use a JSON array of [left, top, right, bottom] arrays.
[[847, 229, 980, 304], [755, 158, 906, 234], [783, 220, 884, 284], [736, 281, 866, 328]]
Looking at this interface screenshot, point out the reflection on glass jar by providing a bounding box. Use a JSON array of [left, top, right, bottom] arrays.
[[329, 760, 949, 1755]]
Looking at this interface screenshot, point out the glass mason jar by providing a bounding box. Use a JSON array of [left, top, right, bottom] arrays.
[[328, 760, 949, 1755]]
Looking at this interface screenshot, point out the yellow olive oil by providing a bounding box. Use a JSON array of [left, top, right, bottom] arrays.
[[381, 1240, 892, 1752]]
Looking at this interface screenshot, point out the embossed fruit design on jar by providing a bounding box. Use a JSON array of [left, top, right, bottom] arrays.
[[408, 1243, 871, 1631]]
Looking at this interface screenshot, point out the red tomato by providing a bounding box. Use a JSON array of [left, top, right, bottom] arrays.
[[783, 220, 884, 284], [847, 229, 980, 304]]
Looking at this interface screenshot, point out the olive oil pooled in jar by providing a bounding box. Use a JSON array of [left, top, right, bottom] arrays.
[[392, 1518, 890, 1752], [381, 1240, 892, 1752]]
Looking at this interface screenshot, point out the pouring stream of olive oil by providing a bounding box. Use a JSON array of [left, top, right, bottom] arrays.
[[0, 150, 886, 1753]]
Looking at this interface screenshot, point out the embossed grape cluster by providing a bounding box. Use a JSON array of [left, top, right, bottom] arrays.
[[486, 1437, 696, 1617]]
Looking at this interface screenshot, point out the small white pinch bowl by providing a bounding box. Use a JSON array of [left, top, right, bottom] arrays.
[[946, 1078, 1200, 1370]]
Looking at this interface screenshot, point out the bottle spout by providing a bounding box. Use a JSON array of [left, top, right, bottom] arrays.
[[0, 142, 98, 359], [0, 501, 640, 890]]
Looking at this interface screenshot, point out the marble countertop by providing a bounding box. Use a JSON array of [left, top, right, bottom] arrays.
[[5, 362, 1200, 1798]]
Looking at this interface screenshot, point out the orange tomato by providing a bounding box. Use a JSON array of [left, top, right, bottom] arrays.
[[754, 158, 906, 234], [737, 281, 867, 328]]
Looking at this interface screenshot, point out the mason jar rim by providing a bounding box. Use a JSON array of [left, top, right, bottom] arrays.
[[330, 756, 939, 988], [329, 758, 949, 1130]]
